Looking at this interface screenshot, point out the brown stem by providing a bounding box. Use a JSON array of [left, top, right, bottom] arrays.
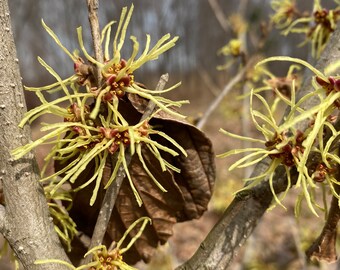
[[81, 74, 169, 265], [87, 0, 103, 85], [305, 183, 340, 263], [207, 0, 230, 33], [196, 58, 255, 130]]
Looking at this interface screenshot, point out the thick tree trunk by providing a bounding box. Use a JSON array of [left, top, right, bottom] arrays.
[[0, 0, 71, 269]]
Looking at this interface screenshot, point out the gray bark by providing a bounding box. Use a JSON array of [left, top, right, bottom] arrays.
[[0, 0, 71, 269]]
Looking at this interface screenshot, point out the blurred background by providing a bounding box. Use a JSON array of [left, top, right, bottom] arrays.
[[8, 0, 311, 110], [4, 0, 340, 269]]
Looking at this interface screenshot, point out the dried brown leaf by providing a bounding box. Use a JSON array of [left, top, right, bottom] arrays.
[[128, 93, 216, 220], [56, 95, 216, 264]]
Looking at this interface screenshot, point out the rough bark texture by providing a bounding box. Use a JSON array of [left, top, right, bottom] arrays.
[[0, 0, 71, 269], [176, 24, 340, 270], [86, 0, 103, 84]]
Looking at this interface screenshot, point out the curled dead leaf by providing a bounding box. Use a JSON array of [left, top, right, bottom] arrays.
[[127, 93, 215, 220]]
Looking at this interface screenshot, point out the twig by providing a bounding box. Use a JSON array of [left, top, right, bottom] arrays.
[[82, 4, 171, 265], [196, 60, 254, 130], [87, 0, 103, 84], [207, 0, 230, 33], [140, 73, 169, 122], [81, 74, 169, 265], [238, 0, 249, 15], [198, 69, 220, 97]]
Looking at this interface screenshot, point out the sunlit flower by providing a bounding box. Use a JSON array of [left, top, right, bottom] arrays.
[[35, 217, 151, 270], [219, 56, 340, 215], [218, 83, 306, 210], [280, 1, 340, 58], [12, 4, 188, 208]]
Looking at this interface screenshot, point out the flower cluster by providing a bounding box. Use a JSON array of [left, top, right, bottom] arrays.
[[271, 0, 300, 29], [219, 39, 242, 58], [36, 217, 151, 270], [219, 56, 340, 216], [265, 130, 305, 167], [12, 4, 187, 250], [84, 217, 151, 270], [217, 13, 247, 70], [271, 0, 340, 58], [252, 62, 301, 102], [217, 39, 244, 70]]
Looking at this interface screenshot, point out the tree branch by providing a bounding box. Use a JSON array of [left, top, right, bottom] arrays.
[[207, 0, 230, 33], [176, 161, 290, 270], [196, 59, 255, 130], [305, 186, 340, 262], [87, 0, 103, 84], [177, 23, 340, 270], [0, 0, 71, 269]]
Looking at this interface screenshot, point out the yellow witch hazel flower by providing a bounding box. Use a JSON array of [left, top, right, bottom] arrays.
[[252, 62, 301, 101], [271, 0, 299, 29], [219, 56, 340, 216], [44, 180, 77, 252], [217, 13, 247, 71], [218, 78, 309, 211], [218, 39, 242, 58], [217, 39, 243, 70], [274, 0, 340, 58], [12, 4, 188, 207], [36, 217, 151, 270]]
